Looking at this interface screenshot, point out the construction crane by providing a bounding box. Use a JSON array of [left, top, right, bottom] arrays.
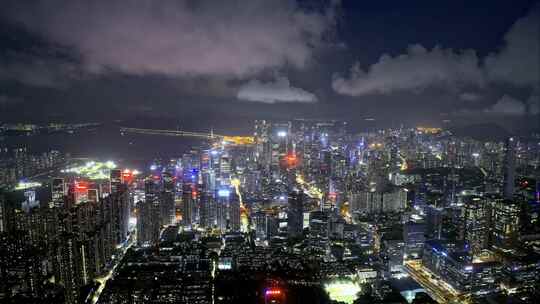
[[119, 127, 254, 145]]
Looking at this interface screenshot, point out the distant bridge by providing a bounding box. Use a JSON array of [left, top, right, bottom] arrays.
[[119, 127, 254, 145]]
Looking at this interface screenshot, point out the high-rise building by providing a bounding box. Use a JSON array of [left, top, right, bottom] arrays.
[[137, 199, 161, 246], [215, 188, 240, 232], [108, 184, 130, 245], [138, 178, 161, 245], [422, 240, 502, 295], [199, 189, 215, 229], [160, 171, 176, 226], [110, 169, 122, 194], [182, 183, 196, 227], [53, 232, 84, 304], [287, 189, 304, 237], [403, 221, 426, 260], [51, 178, 65, 208], [503, 137, 516, 200], [461, 196, 490, 257], [490, 198, 521, 249], [0, 192, 6, 233]]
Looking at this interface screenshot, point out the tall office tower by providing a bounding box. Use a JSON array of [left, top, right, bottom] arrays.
[[199, 189, 216, 229], [254, 119, 270, 168], [139, 178, 161, 245], [215, 188, 234, 232], [229, 192, 241, 232], [51, 178, 65, 208], [182, 183, 196, 227], [181, 153, 193, 180], [309, 210, 329, 239], [270, 122, 292, 176], [536, 164, 540, 203], [287, 189, 304, 237], [403, 221, 426, 260], [137, 199, 161, 245], [425, 205, 444, 239], [461, 197, 490, 257], [503, 137, 516, 199], [160, 171, 176, 226], [491, 197, 521, 249], [108, 184, 130, 245], [0, 192, 6, 233], [219, 153, 231, 184], [53, 232, 84, 304], [110, 169, 122, 194], [144, 177, 159, 203], [70, 200, 100, 283]]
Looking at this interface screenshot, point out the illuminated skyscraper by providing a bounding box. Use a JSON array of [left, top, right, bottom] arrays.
[[53, 232, 84, 304], [51, 178, 65, 208], [461, 196, 489, 257], [215, 188, 240, 232], [137, 199, 160, 246], [110, 169, 122, 193], [182, 183, 196, 227], [287, 189, 304, 237], [503, 137, 516, 200], [160, 171, 176, 226], [0, 192, 6, 232], [491, 197, 521, 249], [108, 184, 130, 245], [199, 189, 216, 229], [138, 178, 161, 245]]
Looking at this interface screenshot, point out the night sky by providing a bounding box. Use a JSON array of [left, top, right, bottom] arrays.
[[1, 0, 539, 133]]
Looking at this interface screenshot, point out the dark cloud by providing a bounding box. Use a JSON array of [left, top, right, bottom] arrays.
[[528, 94, 540, 115], [237, 76, 317, 103], [332, 45, 486, 96], [5, 0, 339, 79], [0, 95, 21, 106], [484, 95, 526, 115], [333, 4, 539, 97], [485, 4, 539, 88], [459, 92, 483, 102], [0, 52, 79, 88]]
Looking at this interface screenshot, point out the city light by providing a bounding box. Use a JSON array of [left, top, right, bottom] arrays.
[[3, 3, 538, 304], [265, 288, 282, 296], [14, 181, 42, 190], [218, 189, 230, 197], [324, 280, 361, 304], [61, 160, 117, 180]]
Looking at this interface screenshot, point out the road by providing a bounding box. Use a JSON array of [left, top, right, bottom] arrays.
[[403, 260, 466, 304], [90, 230, 136, 304]]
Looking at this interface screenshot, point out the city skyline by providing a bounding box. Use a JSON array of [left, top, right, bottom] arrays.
[[1, 1, 540, 304], [0, 1, 538, 133]]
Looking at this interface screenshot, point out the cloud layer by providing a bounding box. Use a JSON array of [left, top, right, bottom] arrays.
[[0, 53, 78, 88], [333, 5, 539, 96], [6, 0, 338, 78], [237, 77, 317, 103], [484, 95, 526, 115], [332, 45, 485, 96], [485, 5, 539, 87], [528, 95, 540, 115]]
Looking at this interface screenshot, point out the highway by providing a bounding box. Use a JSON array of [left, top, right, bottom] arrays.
[[403, 260, 465, 304], [119, 127, 254, 145]]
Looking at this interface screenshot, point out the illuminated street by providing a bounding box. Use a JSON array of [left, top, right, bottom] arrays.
[[404, 260, 462, 304]]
